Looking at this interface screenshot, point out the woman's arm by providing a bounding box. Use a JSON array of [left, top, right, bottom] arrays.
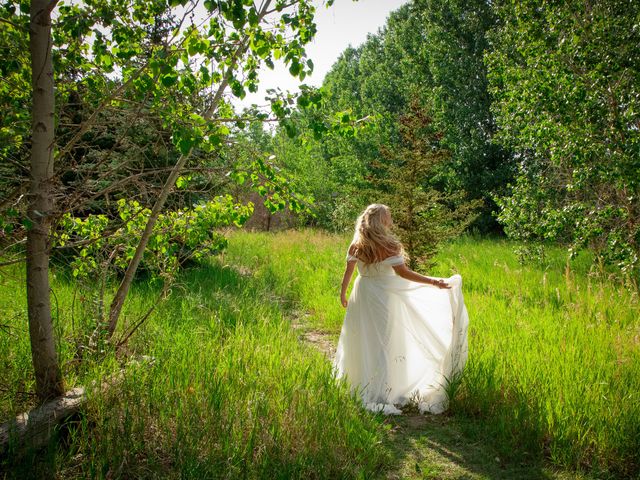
[[392, 264, 450, 289], [340, 260, 357, 307]]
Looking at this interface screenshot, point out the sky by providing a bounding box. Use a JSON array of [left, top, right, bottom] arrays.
[[236, 0, 410, 109]]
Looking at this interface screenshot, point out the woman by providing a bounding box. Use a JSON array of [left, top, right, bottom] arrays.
[[334, 204, 469, 415]]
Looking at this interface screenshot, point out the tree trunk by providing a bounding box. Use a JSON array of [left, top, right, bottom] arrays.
[[0, 387, 84, 454], [106, 151, 192, 335], [27, 0, 63, 402]]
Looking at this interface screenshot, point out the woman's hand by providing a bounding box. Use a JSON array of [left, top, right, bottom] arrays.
[[340, 293, 348, 308], [432, 279, 450, 289]]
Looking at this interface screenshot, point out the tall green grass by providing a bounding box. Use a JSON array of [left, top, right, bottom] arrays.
[[2, 230, 638, 478], [1, 258, 389, 478], [0, 264, 85, 420], [223, 230, 350, 334], [225, 230, 640, 477]]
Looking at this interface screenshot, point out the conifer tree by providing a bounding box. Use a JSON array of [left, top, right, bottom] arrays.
[[380, 100, 481, 271]]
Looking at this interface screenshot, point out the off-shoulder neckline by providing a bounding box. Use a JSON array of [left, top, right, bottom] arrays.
[[348, 254, 404, 264]]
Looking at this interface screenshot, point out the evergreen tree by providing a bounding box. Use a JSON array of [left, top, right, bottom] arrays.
[[379, 101, 481, 271]]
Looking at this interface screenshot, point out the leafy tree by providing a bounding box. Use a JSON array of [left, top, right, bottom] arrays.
[[487, 0, 640, 279], [287, 0, 514, 232], [271, 108, 376, 230], [416, 0, 514, 231], [287, 11, 416, 231], [2, 0, 328, 401]]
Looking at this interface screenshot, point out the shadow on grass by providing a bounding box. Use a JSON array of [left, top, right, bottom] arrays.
[[384, 412, 574, 480], [114, 258, 269, 334]]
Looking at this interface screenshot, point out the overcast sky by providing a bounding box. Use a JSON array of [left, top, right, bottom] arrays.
[[236, 0, 410, 108]]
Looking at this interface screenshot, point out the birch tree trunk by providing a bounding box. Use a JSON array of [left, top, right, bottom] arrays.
[[27, 0, 63, 402]]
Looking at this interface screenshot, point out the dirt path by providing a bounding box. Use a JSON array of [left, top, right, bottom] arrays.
[[290, 312, 336, 360]]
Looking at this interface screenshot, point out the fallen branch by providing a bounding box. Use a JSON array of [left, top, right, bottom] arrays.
[[0, 386, 85, 455], [0, 356, 154, 456]]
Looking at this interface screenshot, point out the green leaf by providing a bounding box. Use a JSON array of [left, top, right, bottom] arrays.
[[176, 176, 189, 189], [21, 217, 33, 230], [161, 73, 178, 87], [288, 61, 300, 76], [177, 137, 194, 155], [284, 121, 297, 138], [230, 80, 246, 99], [232, 171, 247, 185]]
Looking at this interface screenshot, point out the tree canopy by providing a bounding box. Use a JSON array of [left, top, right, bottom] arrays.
[[271, 0, 639, 280]]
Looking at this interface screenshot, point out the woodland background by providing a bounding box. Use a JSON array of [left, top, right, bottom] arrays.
[[1, 0, 639, 478]]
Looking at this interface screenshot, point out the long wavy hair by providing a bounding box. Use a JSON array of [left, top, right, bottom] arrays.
[[351, 204, 404, 264]]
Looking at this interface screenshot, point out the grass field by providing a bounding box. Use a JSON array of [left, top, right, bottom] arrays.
[[1, 245, 389, 478], [225, 231, 640, 478], [1, 230, 639, 478]]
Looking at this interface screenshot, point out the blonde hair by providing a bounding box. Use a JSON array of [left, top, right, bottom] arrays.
[[350, 204, 404, 264]]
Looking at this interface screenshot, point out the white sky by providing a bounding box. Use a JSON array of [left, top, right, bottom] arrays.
[[237, 0, 410, 109]]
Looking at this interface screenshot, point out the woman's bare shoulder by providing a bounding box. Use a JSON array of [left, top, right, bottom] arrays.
[[383, 245, 403, 258]]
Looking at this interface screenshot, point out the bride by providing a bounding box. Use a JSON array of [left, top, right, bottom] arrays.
[[333, 204, 469, 415]]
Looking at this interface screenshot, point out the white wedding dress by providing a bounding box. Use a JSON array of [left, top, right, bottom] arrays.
[[333, 254, 469, 415]]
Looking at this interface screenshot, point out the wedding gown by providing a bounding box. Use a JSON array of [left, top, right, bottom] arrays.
[[333, 254, 469, 415]]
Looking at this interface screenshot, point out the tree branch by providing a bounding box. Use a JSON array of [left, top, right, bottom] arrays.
[[0, 17, 27, 30], [107, 0, 274, 337]]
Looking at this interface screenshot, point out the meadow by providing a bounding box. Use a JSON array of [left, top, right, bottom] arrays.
[[225, 231, 640, 477], [1, 240, 388, 478], [1, 230, 639, 478]]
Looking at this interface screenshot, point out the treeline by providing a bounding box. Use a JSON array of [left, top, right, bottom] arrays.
[[0, 1, 638, 282], [268, 0, 639, 279]]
